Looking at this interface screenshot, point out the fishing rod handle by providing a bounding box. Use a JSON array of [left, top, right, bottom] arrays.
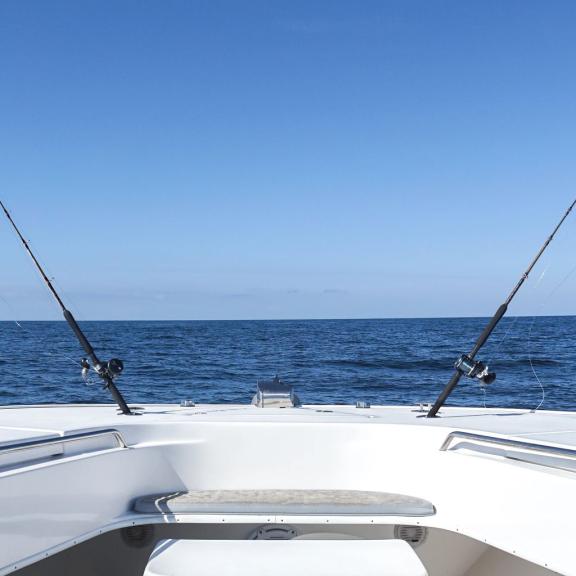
[[427, 370, 463, 417], [470, 303, 508, 357], [63, 309, 97, 361]]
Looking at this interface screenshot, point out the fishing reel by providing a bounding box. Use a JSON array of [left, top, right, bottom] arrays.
[[454, 354, 496, 386], [81, 358, 124, 385]]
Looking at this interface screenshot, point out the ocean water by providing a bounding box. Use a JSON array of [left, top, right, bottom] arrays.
[[0, 317, 574, 410]]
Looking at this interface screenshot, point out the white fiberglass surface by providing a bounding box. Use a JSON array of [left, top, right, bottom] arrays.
[[0, 406, 574, 574], [144, 539, 428, 576], [12, 525, 557, 576]]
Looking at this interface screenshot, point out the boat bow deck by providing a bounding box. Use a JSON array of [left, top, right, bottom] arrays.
[[0, 402, 575, 575]]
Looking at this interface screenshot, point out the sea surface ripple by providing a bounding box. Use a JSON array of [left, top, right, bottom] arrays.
[[0, 317, 574, 410]]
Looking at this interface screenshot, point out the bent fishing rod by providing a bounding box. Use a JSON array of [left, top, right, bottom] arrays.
[[427, 198, 576, 418], [0, 201, 133, 415]]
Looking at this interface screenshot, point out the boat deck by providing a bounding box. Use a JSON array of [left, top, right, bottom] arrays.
[[1, 403, 576, 447], [1, 403, 575, 575]]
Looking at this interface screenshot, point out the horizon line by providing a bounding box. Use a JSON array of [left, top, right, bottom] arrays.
[[1, 314, 574, 322]]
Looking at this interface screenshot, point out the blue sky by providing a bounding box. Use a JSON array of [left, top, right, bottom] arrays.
[[1, 0, 576, 320]]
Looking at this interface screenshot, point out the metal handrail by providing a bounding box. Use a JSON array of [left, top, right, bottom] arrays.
[[440, 431, 576, 459], [0, 428, 127, 456]]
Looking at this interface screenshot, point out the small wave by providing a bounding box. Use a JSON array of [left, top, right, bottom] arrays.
[[324, 358, 451, 370], [495, 358, 561, 368], [3, 318, 576, 411]]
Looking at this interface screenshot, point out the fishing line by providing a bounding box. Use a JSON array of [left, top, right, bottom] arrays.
[[493, 266, 549, 352], [0, 293, 86, 374], [527, 260, 576, 412], [274, 322, 282, 380], [0, 200, 132, 413], [477, 264, 550, 408], [10, 257, 71, 370], [428, 197, 576, 418], [526, 264, 551, 412], [481, 315, 521, 408], [493, 316, 520, 352]]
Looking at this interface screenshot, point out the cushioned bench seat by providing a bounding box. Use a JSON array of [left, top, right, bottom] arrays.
[[133, 489, 435, 516]]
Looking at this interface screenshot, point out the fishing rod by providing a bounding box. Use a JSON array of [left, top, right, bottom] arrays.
[[0, 200, 133, 415], [427, 198, 576, 418]]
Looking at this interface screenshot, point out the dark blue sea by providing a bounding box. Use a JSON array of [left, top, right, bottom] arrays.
[[0, 317, 575, 410]]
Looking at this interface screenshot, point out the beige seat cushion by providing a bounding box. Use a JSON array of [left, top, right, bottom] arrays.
[[133, 489, 435, 516]]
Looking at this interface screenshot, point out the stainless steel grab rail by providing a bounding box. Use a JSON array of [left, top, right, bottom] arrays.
[[440, 431, 576, 459], [0, 428, 127, 456]]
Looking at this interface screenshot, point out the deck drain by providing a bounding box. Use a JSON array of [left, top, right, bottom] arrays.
[[394, 525, 427, 548], [252, 524, 297, 540]]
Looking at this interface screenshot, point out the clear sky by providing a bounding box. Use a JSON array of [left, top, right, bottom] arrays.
[[1, 0, 576, 320]]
